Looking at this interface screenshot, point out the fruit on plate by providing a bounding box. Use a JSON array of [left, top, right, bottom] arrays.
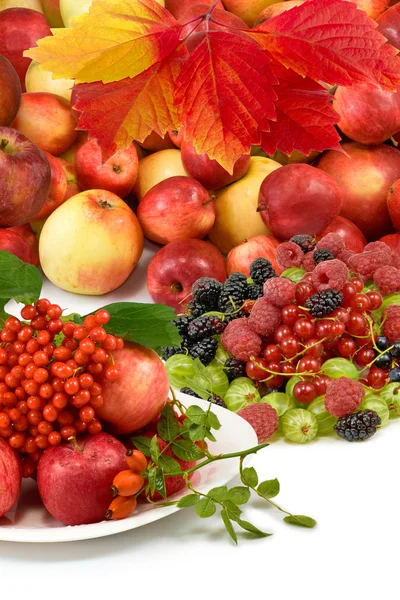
[[96, 342, 170, 434], [0, 227, 34, 263], [133, 149, 188, 201], [226, 234, 281, 277], [387, 178, 400, 231], [165, 0, 223, 18], [39, 189, 144, 295], [333, 83, 400, 145], [0, 8, 51, 88], [258, 164, 343, 240], [12, 92, 78, 156], [147, 238, 227, 312], [40, 0, 63, 26], [376, 3, 400, 50], [75, 139, 138, 198], [0, 126, 51, 226], [10, 223, 39, 265], [208, 156, 280, 255], [137, 130, 176, 152], [0, 54, 21, 127], [181, 141, 250, 190], [33, 151, 68, 220], [137, 176, 215, 245], [25, 61, 74, 103], [316, 143, 400, 240], [37, 433, 127, 526], [221, 0, 283, 26], [317, 216, 367, 254], [0, 439, 21, 518]]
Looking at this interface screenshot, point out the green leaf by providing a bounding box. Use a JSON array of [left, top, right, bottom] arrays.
[[155, 467, 166, 499], [195, 497, 216, 518], [0, 298, 11, 329], [131, 436, 151, 457], [205, 410, 221, 431], [177, 494, 200, 508], [283, 515, 317, 528], [227, 486, 251, 505], [150, 435, 160, 463], [186, 405, 207, 425], [158, 454, 181, 474], [257, 478, 280, 499], [171, 439, 205, 461], [188, 422, 207, 441], [87, 302, 181, 350], [223, 500, 242, 519], [205, 428, 217, 442], [240, 467, 258, 488], [192, 358, 211, 384], [234, 518, 272, 538], [147, 466, 157, 495], [207, 486, 229, 502], [221, 509, 237, 545], [280, 268, 306, 283], [157, 403, 181, 441], [0, 251, 42, 304]]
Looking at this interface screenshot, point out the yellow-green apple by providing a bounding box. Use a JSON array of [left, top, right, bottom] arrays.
[[0, 227, 33, 263], [376, 3, 400, 50], [33, 151, 68, 220], [317, 216, 367, 253], [0, 54, 21, 126], [29, 218, 46, 238], [168, 128, 183, 148], [60, 131, 88, 163], [12, 92, 78, 156], [0, 8, 51, 89], [0, 439, 21, 518], [60, 0, 164, 26], [208, 156, 280, 255], [133, 149, 188, 201], [181, 141, 250, 190], [226, 235, 281, 277], [0, 127, 51, 226], [57, 156, 80, 199], [39, 189, 144, 295], [387, 178, 400, 231], [165, 0, 223, 18], [0, 0, 43, 12], [221, 0, 284, 26], [10, 223, 39, 265], [258, 164, 343, 240], [254, 0, 305, 24], [138, 130, 176, 152], [350, 0, 389, 19], [96, 342, 170, 434], [75, 139, 139, 198], [333, 83, 400, 145], [316, 143, 400, 240], [41, 0, 63, 26], [137, 176, 215, 245], [25, 61, 74, 103], [147, 239, 226, 311]]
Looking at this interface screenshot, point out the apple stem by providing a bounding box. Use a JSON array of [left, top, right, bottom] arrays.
[[112, 165, 121, 173], [68, 436, 82, 452], [98, 200, 113, 210], [391, 136, 399, 147], [0, 139, 9, 151], [203, 194, 216, 207], [171, 282, 183, 293]]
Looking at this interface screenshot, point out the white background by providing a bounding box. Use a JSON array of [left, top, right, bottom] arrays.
[[1, 241, 398, 598]]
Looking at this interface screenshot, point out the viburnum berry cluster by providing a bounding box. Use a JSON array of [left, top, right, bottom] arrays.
[[0, 299, 123, 477]]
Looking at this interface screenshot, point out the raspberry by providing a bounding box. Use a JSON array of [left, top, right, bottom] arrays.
[[304, 289, 343, 317], [382, 305, 400, 343], [311, 259, 349, 292], [249, 258, 276, 285], [301, 252, 316, 272], [316, 233, 345, 257], [324, 377, 365, 418], [276, 242, 304, 270], [191, 278, 222, 311], [221, 318, 262, 361], [348, 250, 390, 281], [314, 248, 335, 264], [334, 410, 381, 442], [337, 249, 355, 266], [290, 234, 316, 254], [237, 403, 279, 442], [248, 297, 281, 336], [373, 266, 400, 296], [263, 277, 296, 307], [364, 241, 392, 262]]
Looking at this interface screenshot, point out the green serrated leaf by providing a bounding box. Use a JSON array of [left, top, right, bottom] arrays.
[[227, 486, 251, 505], [223, 500, 242, 519], [208, 486, 228, 502], [147, 467, 157, 495], [234, 518, 272, 538], [157, 403, 181, 441], [158, 454, 181, 474], [192, 358, 211, 383], [283, 515, 317, 528], [0, 251, 42, 304], [177, 494, 200, 508], [150, 435, 160, 463], [257, 478, 280, 499], [195, 497, 216, 518], [186, 405, 207, 425], [188, 422, 207, 441], [171, 439, 205, 461], [205, 428, 217, 442], [206, 410, 221, 431], [155, 467, 166, 499], [221, 509, 237, 544], [240, 466, 258, 488], [131, 436, 152, 457]]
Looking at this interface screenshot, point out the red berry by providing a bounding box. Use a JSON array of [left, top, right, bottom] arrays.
[[293, 318, 315, 340], [36, 299, 51, 315], [350, 278, 364, 293], [47, 319, 63, 334], [21, 305, 36, 320], [79, 338, 96, 355], [338, 337, 357, 358], [295, 282, 314, 305], [313, 375, 330, 395], [95, 310, 110, 325], [347, 313, 368, 336], [64, 378, 80, 395], [279, 336, 300, 358], [43, 404, 58, 422], [5, 317, 21, 332], [262, 344, 282, 362], [89, 327, 108, 343], [245, 358, 268, 381], [366, 291, 382, 311], [350, 294, 370, 313], [355, 347, 375, 367], [83, 315, 97, 330], [274, 325, 292, 344], [293, 381, 317, 404], [62, 322, 76, 337], [105, 365, 119, 382]]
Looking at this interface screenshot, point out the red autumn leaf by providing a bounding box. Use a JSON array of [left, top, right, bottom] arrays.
[[251, 0, 400, 90]]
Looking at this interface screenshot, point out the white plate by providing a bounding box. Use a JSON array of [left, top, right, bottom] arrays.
[[0, 393, 257, 543]]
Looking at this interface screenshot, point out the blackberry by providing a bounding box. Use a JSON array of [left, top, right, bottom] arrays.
[[187, 300, 207, 318], [191, 277, 223, 311], [187, 315, 226, 340], [334, 410, 381, 442], [389, 367, 400, 382], [314, 248, 335, 264], [171, 315, 194, 345], [247, 284, 264, 300], [224, 357, 246, 382], [263, 386, 283, 395], [249, 258, 276, 286], [374, 352, 392, 370], [376, 336, 389, 351], [161, 346, 185, 361], [223, 309, 246, 323], [188, 337, 218, 365], [290, 234, 316, 254], [180, 387, 201, 398], [304, 289, 343, 317], [207, 394, 226, 408], [389, 341, 400, 358], [218, 272, 249, 313]]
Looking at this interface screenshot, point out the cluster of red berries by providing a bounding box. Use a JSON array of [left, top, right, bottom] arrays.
[[0, 299, 123, 477]]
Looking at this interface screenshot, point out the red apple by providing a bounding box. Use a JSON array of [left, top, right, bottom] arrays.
[[137, 176, 215, 245], [258, 164, 343, 240], [316, 142, 400, 240], [179, 4, 248, 52], [377, 4, 400, 50], [387, 178, 400, 230], [75, 139, 139, 198], [0, 439, 21, 518], [12, 92, 78, 156], [0, 8, 51, 89], [37, 433, 127, 526], [0, 54, 21, 127], [333, 83, 400, 145], [254, 0, 306, 24], [147, 238, 227, 312], [226, 235, 281, 277], [316, 216, 367, 253], [57, 157, 81, 200], [10, 223, 39, 265], [168, 128, 184, 148], [0, 127, 51, 226], [181, 141, 250, 190], [380, 232, 400, 255], [33, 151, 68, 220], [0, 228, 33, 263], [165, 0, 224, 18], [96, 343, 170, 435]]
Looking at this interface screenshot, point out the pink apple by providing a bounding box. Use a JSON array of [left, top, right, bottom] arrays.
[[387, 178, 400, 231], [377, 3, 400, 50], [33, 151, 68, 220], [181, 141, 250, 190], [316, 216, 367, 253], [316, 142, 400, 240], [137, 176, 215, 245], [12, 92, 78, 156], [0, 439, 21, 518], [75, 139, 139, 198], [258, 164, 343, 240], [0, 228, 33, 263], [147, 238, 227, 312], [0, 127, 51, 226], [37, 433, 127, 526], [0, 8, 51, 89], [10, 223, 39, 265], [165, 0, 224, 18], [226, 235, 282, 277], [96, 343, 170, 434], [0, 54, 21, 127]]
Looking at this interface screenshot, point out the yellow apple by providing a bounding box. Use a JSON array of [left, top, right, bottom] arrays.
[[60, 0, 164, 26], [207, 156, 281, 255], [39, 189, 144, 295], [0, 0, 43, 12], [60, 131, 88, 164], [25, 61, 74, 103], [133, 149, 188, 201], [222, 0, 283, 26]]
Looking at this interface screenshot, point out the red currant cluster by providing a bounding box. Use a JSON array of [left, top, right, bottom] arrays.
[[0, 299, 123, 477]]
